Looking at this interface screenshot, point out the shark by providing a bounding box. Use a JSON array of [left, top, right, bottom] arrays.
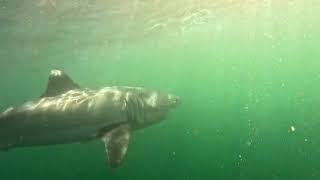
[[0, 69, 180, 168]]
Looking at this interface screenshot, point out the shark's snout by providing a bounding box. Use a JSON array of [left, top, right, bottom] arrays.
[[168, 94, 181, 107]]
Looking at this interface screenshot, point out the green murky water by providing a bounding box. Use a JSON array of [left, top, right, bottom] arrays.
[[1, 0, 320, 179]]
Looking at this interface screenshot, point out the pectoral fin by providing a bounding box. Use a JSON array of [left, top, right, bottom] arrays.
[[102, 124, 130, 168]]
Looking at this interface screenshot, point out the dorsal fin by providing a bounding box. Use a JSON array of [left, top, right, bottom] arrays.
[[41, 69, 80, 98]]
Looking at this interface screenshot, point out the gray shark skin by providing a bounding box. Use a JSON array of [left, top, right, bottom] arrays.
[[0, 69, 180, 168]]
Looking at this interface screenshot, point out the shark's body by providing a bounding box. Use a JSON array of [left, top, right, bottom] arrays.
[[0, 70, 180, 168]]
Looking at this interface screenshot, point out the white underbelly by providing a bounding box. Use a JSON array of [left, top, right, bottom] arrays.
[[0, 119, 103, 149], [0, 111, 125, 149]]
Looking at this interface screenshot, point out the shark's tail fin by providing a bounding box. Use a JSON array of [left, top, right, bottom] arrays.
[[0, 134, 12, 152], [0, 145, 11, 152]]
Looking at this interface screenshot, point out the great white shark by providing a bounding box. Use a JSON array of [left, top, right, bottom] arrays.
[[0, 69, 180, 168]]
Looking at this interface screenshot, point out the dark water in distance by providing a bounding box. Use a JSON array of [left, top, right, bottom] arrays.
[[1, 0, 320, 179]]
